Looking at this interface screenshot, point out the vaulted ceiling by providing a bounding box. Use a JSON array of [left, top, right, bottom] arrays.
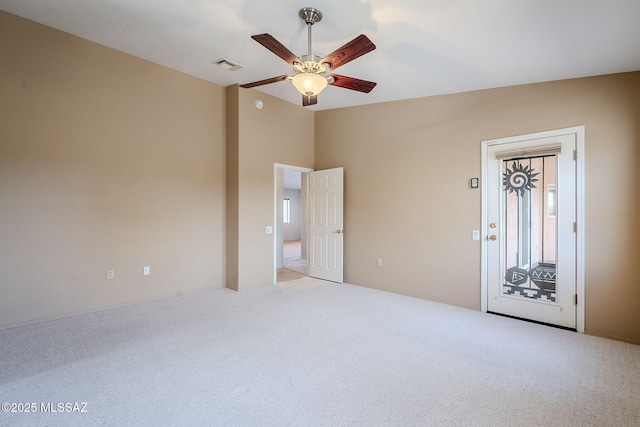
[[2, 0, 639, 111]]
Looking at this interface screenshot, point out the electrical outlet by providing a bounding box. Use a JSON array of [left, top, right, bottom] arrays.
[[106, 270, 114, 280], [143, 266, 150, 276], [377, 259, 383, 267]]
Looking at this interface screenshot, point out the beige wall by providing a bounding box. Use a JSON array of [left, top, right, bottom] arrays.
[[226, 86, 314, 290], [3, 10, 639, 344], [0, 11, 226, 327], [225, 86, 240, 290], [315, 72, 640, 344]]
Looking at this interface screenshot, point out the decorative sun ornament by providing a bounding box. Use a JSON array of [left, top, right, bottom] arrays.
[[503, 161, 539, 197]]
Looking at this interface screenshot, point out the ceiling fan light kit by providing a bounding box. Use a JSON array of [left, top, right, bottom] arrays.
[[291, 72, 328, 96], [240, 7, 377, 107]]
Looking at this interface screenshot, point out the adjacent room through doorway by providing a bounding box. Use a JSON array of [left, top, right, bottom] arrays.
[[278, 240, 306, 281], [277, 168, 308, 282]]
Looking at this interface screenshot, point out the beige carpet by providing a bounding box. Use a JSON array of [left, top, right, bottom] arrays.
[[2, 276, 639, 426], [277, 240, 307, 282]]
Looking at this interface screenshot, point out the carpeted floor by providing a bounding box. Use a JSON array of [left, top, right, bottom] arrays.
[[277, 240, 307, 282], [1, 277, 639, 426]]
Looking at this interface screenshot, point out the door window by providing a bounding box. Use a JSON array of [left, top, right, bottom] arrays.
[[502, 155, 557, 303]]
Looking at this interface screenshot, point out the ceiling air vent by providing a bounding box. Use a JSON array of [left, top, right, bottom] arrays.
[[213, 58, 243, 71]]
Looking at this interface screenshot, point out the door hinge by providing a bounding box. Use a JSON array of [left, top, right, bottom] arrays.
[[573, 222, 577, 233], [574, 294, 578, 305], [573, 150, 577, 161]]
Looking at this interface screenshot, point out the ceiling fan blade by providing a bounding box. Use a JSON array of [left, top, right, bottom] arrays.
[[328, 74, 377, 93], [240, 75, 288, 89], [302, 94, 318, 107], [251, 33, 302, 65], [320, 34, 376, 70]]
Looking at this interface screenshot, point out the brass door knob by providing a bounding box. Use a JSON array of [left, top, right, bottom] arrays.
[[334, 230, 342, 234], [489, 235, 497, 241]]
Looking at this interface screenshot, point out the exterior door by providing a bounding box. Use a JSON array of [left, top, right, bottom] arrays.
[[486, 133, 577, 328], [309, 167, 344, 283]]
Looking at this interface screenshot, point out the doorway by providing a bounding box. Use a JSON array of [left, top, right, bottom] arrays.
[[481, 127, 585, 331], [280, 169, 306, 281], [274, 164, 312, 283], [273, 164, 345, 284]]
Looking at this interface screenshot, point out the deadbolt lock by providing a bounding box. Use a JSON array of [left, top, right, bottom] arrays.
[[489, 223, 497, 228]]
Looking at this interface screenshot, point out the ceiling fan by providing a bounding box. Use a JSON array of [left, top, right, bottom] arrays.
[[240, 7, 377, 107]]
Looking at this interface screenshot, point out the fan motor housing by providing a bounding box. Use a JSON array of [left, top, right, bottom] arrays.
[[299, 54, 322, 63], [293, 58, 329, 75]]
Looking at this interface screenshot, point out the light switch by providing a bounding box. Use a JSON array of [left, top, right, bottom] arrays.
[[266, 226, 273, 234], [472, 230, 480, 241], [143, 266, 150, 276]]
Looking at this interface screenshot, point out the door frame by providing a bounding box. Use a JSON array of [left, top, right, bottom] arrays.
[[480, 126, 585, 332], [273, 163, 313, 284]]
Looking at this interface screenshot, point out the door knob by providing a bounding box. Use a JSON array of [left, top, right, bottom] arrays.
[[334, 230, 342, 234], [489, 235, 497, 241]]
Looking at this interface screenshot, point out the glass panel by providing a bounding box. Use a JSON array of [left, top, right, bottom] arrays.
[[502, 156, 557, 303]]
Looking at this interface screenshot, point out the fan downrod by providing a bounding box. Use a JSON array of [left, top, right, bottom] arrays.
[[299, 7, 322, 25]]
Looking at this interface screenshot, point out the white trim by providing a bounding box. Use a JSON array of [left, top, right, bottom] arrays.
[[575, 126, 585, 333], [273, 163, 313, 285], [480, 126, 585, 332], [480, 144, 489, 313]]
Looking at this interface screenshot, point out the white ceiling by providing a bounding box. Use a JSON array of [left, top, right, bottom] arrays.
[[283, 170, 302, 190], [2, 0, 640, 111]]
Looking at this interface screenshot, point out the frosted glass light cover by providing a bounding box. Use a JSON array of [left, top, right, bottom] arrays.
[[292, 73, 328, 96]]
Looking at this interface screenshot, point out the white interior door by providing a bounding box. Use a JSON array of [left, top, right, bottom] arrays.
[[486, 133, 577, 328], [309, 167, 343, 283]]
